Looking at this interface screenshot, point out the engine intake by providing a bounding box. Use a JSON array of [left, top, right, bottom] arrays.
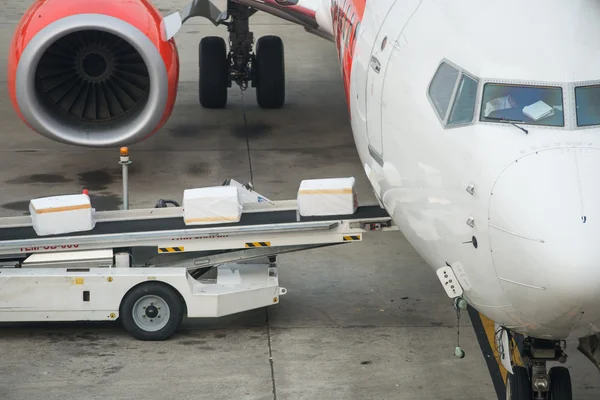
[[35, 30, 151, 125], [8, 0, 179, 148]]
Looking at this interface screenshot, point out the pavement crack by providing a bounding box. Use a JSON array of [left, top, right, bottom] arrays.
[[241, 90, 255, 186], [265, 308, 277, 400]]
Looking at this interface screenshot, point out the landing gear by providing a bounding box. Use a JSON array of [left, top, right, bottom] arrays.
[[197, 2, 285, 109], [254, 35, 285, 108], [548, 367, 572, 400], [199, 37, 228, 108], [507, 366, 532, 400], [505, 337, 572, 400]]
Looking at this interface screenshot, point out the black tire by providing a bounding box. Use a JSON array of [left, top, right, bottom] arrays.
[[507, 366, 532, 400], [199, 36, 228, 108], [549, 367, 572, 400], [120, 282, 184, 341], [254, 35, 285, 109]]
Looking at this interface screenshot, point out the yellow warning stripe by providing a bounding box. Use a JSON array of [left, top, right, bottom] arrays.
[[245, 242, 271, 248], [480, 313, 524, 384], [298, 189, 353, 195], [71, 277, 84, 285], [184, 216, 239, 223], [158, 247, 184, 253], [343, 235, 361, 241], [31, 204, 91, 214]]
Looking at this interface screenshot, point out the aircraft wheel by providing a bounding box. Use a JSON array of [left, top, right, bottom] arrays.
[[120, 282, 184, 341], [506, 366, 532, 400], [548, 367, 572, 400], [254, 35, 285, 109], [199, 36, 228, 108]]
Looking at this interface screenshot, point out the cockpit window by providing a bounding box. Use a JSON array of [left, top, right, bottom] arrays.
[[480, 84, 564, 127], [428, 62, 459, 120], [448, 75, 478, 125], [575, 85, 600, 127]]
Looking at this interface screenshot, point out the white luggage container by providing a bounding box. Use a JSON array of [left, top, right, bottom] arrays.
[[30, 194, 95, 236], [297, 177, 358, 216], [183, 186, 243, 225]]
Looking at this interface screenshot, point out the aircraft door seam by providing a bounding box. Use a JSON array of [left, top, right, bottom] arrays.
[[365, 0, 408, 162], [368, 145, 384, 166], [396, 0, 424, 41]]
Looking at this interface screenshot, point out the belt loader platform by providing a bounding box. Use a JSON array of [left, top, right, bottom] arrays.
[[0, 153, 396, 340]]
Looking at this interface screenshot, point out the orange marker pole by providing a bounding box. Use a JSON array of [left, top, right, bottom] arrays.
[[119, 147, 131, 210]]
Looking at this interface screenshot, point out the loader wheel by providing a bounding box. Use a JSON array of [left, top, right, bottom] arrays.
[[120, 282, 184, 341]]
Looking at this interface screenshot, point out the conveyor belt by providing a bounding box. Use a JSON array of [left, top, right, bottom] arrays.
[[0, 205, 389, 242]]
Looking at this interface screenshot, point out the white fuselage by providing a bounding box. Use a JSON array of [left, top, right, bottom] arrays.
[[319, 0, 600, 340]]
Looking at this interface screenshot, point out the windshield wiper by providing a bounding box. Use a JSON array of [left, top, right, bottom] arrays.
[[484, 116, 529, 134]]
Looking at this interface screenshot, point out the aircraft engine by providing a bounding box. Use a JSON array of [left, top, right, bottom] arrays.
[[7, 0, 179, 147]]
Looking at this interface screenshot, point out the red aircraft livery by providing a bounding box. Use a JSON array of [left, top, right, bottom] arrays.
[[330, 0, 366, 109]]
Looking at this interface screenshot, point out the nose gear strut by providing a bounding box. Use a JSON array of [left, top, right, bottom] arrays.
[[506, 337, 572, 399], [225, 3, 256, 91]]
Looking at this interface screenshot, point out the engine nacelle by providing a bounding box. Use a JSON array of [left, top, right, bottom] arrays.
[[8, 0, 179, 147]]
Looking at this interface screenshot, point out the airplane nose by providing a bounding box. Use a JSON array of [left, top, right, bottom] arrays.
[[488, 147, 600, 338]]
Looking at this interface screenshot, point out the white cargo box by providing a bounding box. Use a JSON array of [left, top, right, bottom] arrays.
[[297, 177, 358, 216], [30, 194, 95, 236], [183, 186, 242, 225]]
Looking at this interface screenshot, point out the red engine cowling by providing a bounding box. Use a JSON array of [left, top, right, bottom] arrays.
[[7, 0, 179, 147]]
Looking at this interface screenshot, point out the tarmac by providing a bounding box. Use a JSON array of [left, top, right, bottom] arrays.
[[0, 1, 598, 399]]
